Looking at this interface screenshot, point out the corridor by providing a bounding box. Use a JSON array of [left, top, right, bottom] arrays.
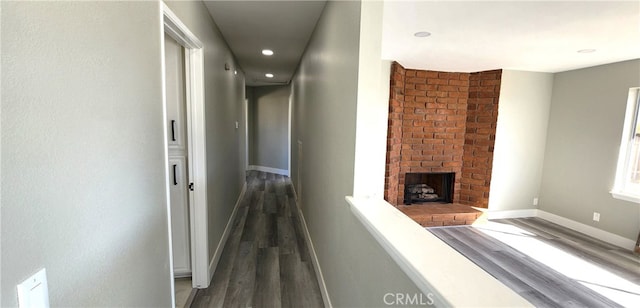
[[191, 171, 324, 307]]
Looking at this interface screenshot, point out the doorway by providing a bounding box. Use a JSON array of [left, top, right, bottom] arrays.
[[162, 3, 210, 306], [165, 31, 192, 306]]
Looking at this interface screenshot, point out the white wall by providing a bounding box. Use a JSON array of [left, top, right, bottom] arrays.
[[1, 1, 171, 305], [539, 59, 640, 240], [290, 1, 422, 306], [489, 70, 554, 211], [163, 0, 247, 267], [247, 85, 290, 171], [0, 1, 247, 305], [352, 0, 391, 199]]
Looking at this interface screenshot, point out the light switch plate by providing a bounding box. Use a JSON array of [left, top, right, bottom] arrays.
[[17, 268, 49, 308]]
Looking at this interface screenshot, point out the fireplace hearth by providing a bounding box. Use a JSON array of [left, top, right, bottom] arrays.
[[404, 172, 455, 205]]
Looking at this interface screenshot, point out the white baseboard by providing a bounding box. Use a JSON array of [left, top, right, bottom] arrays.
[[247, 165, 290, 176], [292, 189, 332, 308], [536, 210, 636, 250], [208, 182, 247, 282], [486, 208, 636, 250], [487, 209, 538, 220]]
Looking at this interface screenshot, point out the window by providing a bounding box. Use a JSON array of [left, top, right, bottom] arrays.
[[612, 87, 640, 203]]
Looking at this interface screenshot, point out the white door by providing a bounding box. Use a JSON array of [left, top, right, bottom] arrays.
[[164, 32, 191, 276]]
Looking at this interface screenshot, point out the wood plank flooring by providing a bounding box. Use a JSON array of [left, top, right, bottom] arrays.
[[429, 217, 640, 308], [191, 171, 324, 308]]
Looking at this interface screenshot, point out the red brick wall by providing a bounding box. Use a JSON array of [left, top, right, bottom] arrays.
[[459, 70, 501, 208], [384, 62, 501, 208], [384, 63, 405, 203]]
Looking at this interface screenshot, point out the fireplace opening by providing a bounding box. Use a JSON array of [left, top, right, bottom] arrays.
[[404, 172, 455, 205]]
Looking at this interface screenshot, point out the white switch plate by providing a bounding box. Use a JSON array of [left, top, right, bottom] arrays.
[[532, 197, 539, 206], [235, 121, 239, 129], [593, 212, 600, 222], [17, 268, 49, 308]]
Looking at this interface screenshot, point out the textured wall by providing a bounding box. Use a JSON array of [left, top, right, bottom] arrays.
[[1, 1, 171, 305]]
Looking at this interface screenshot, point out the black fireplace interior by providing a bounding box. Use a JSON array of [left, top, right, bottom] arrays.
[[404, 172, 455, 205]]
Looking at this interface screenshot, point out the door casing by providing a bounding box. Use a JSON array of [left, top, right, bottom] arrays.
[[161, 2, 209, 292]]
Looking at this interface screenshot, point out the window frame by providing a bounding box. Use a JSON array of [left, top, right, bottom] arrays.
[[611, 87, 640, 204]]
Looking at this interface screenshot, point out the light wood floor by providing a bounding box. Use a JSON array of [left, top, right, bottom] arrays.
[[429, 217, 640, 307], [191, 171, 324, 308]]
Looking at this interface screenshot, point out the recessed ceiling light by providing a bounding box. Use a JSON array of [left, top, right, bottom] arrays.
[[577, 49, 596, 54], [265, 73, 274, 78], [234, 70, 237, 75], [262, 49, 274, 56], [414, 31, 431, 37]]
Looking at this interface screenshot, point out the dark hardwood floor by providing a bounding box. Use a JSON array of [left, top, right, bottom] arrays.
[[191, 171, 324, 308], [429, 217, 640, 308]]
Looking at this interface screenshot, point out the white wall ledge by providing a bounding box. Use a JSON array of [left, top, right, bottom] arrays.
[[346, 196, 532, 308]]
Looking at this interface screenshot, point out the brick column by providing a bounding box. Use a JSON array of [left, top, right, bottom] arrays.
[[384, 63, 406, 204], [459, 70, 501, 208]]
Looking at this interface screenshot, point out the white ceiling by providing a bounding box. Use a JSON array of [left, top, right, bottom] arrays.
[[204, 1, 639, 86], [204, 1, 326, 86], [382, 1, 640, 73]]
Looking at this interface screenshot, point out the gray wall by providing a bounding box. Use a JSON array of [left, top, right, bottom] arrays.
[[539, 59, 640, 240], [1, 1, 246, 306], [1, 1, 170, 306], [290, 1, 422, 306], [163, 0, 247, 264], [489, 70, 554, 211], [247, 85, 290, 171]]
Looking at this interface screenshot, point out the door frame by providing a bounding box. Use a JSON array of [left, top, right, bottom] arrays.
[[162, 3, 209, 289]]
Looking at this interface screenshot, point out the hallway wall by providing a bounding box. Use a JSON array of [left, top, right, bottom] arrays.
[[247, 85, 290, 171], [290, 1, 422, 306]]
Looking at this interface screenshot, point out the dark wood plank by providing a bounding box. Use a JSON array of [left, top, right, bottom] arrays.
[[223, 241, 258, 307], [266, 213, 278, 248], [280, 253, 323, 308], [191, 205, 249, 308], [275, 175, 287, 196], [240, 204, 260, 242], [254, 212, 268, 249], [253, 247, 282, 307], [275, 194, 286, 217], [277, 216, 298, 255], [264, 192, 278, 214], [191, 171, 324, 307]]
